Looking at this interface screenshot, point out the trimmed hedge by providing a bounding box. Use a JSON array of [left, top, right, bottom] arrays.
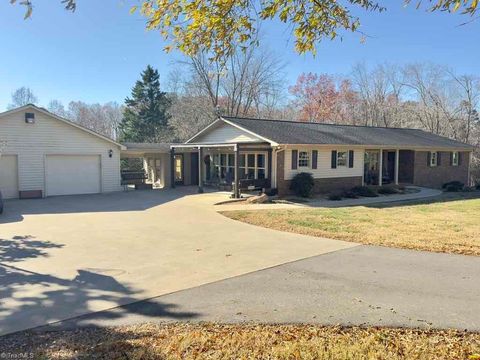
[[442, 181, 464, 192], [351, 186, 379, 197], [377, 186, 399, 195], [328, 193, 343, 201]]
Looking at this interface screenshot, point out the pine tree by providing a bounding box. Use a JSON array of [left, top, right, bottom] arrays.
[[119, 65, 172, 142]]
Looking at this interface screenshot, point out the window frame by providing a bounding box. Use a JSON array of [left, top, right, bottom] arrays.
[[297, 150, 310, 168], [430, 151, 438, 167], [452, 151, 459, 166], [211, 151, 268, 181], [336, 151, 348, 167]]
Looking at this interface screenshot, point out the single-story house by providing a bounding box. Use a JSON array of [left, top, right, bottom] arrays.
[[0, 104, 124, 199], [124, 116, 474, 197], [1, 105, 473, 200]]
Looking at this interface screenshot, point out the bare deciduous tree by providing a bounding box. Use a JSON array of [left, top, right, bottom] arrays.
[[185, 46, 286, 118], [67, 101, 123, 139], [7, 87, 38, 109], [47, 99, 67, 117]]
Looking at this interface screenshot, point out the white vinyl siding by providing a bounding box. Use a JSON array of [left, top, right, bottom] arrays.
[[284, 148, 363, 180], [0, 155, 19, 199], [194, 122, 262, 143], [0, 108, 121, 196]]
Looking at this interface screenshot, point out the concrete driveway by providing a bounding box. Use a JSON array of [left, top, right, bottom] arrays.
[[0, 187, 355, 335], [44, 245, 480, 332]]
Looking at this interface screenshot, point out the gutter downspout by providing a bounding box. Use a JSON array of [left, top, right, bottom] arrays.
[[272, 146, 285, 190]]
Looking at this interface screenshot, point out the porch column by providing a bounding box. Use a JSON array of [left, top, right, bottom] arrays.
[[234, 144, 240, 198], [170, 147, 175, 188], [267, 148, 272, 188], [378, 149, 383, 186], [395, 149, 400, 185], [198, 146, 204, 193]]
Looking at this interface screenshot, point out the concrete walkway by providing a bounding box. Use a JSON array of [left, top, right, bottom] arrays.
[[216, 187, 442, 211], [0, 188, 356, 335], [42, 245, 480, 332]]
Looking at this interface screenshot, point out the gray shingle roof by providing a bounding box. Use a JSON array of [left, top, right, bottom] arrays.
[[223, 117, 474, 149]]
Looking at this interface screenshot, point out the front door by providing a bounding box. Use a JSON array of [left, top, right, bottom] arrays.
[[174, 154, 184, 185]]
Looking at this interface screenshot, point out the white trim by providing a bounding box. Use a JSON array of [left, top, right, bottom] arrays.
[[297, 149, 311, 169], [395, 149, 399, 185], [173, 143, 238, 148], [336, 150, 348, 167], [185, 118, 223, 143], [379, 149, 383, 186], [452, 151, 459, 166], [220, 117, 279, 146], [0, 104, 125, 150], [429, 151, 438, 167]]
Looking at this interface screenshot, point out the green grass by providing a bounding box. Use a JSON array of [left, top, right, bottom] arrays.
[[223, 196, 480, 256]]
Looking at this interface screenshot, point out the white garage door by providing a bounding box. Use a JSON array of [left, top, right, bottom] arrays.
[[0, 155, 19, 199], [46, 155, 101, 196]]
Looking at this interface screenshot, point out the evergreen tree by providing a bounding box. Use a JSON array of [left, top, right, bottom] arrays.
[[119, 65, 172, 142]]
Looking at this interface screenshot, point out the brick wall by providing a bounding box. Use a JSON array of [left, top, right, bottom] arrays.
[[413, 151, 470, 188], [276, 150, 362, 196]]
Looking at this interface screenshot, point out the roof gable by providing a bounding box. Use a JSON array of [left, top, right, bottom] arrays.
[[0, 104, 124, 149], [186, 118, 268, 144]]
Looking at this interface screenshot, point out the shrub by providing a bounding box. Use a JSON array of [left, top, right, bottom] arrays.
[[343, 190, 358, 199], [290, 172, 315, 198], [442, 181, 464, 192], [328, 193, 343, 201], [377, 186, 398, 195], [476, 182, 480, 190], [351, 186, 379, 197], [264, 188, 278, 197]]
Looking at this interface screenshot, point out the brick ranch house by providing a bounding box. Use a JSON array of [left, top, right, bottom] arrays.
[[122, 116, 474, 197]]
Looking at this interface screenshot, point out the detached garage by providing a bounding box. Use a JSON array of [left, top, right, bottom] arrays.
[[0, 104, 124, 199]]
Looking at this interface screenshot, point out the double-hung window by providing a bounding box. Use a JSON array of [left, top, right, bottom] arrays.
[[337, 151, 347, 167], [430, 151, 438, 167], [298, 151, 310, 168], [452, 151, 459, 166]]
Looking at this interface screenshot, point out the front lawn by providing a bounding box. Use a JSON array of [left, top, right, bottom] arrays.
[[222, 196, 480, 256], [1, 324, 479, 359]]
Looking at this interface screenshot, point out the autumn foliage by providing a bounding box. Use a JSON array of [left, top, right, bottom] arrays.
[[289, 72, 359, 123]]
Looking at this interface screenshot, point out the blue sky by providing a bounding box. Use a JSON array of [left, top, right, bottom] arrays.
[[0, 0, 478, 111]]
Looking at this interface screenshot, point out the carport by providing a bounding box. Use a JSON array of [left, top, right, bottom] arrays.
[[121, 143, 198, 189]]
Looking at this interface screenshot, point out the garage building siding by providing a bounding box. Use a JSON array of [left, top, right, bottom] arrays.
[[0, 108, 122, 197]]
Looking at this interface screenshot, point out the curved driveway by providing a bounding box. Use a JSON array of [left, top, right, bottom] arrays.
[[0, 188, 355, 335]]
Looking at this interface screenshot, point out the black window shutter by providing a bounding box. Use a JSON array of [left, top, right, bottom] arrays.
[[450, 152, 453, 166], [437, 152, 442, 166], [331, 150, 337, 169], [348, 150, 354, 168], [427, 152, 431, 167], [458, 152, 462, 166], [291, 150, 298, 170], [311, 150, 318, 169]]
